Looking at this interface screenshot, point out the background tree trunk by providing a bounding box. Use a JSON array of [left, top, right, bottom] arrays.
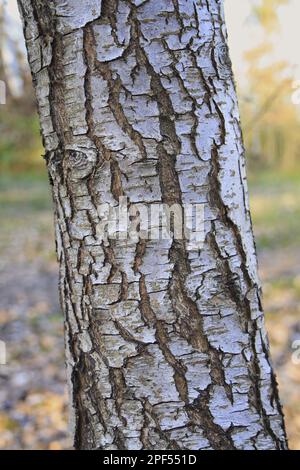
[[18, 0, 287, 450]]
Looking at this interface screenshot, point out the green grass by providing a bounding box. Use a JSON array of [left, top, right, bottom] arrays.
[[249, 170, 300, 251], [0, 172, 56, 264], [0, 172, 52, 214]]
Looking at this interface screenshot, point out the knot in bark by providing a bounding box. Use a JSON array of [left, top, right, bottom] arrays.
[[66, 149, 98, 179], [214, 43, 232, 79]]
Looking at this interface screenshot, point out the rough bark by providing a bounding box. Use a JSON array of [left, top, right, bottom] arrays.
[[18, 0, 287, 450]]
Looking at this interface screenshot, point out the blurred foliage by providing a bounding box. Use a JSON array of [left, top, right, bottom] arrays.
[[240, 0, 300, 172], [0, 1, 43, 175], [252, 0, 289, 32], [0, 109, 44, 174]]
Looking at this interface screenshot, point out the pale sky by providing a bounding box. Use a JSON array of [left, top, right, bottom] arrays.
[[225, 0, 300, 83], [4, 0, 300, 85]]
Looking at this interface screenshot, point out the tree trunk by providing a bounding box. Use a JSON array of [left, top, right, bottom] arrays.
[[18, 0, 287, 450]]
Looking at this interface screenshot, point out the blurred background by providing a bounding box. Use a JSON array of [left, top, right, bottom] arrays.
[[0, 0, 299, 450]]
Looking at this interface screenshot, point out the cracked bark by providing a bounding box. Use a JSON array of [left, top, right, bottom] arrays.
[[18, 0, 287, 450]]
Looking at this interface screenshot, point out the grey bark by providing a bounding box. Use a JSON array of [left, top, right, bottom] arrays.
[[18, 0, 287, 450]]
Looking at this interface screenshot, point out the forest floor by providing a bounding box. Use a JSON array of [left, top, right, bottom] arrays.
[[0, 171, 299, 450]]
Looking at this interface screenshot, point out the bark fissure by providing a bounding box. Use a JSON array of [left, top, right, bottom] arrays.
[[126, 9, 238, 447]]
